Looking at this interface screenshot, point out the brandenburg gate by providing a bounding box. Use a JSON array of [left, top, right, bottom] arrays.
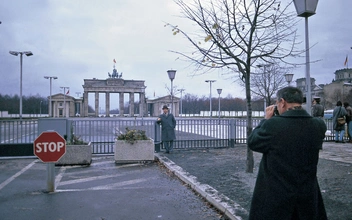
[[82, 67, 146, 117]]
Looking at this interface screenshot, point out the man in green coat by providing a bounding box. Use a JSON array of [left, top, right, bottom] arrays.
[[157, 105, 176, 153], [248, 87, 327, 219]]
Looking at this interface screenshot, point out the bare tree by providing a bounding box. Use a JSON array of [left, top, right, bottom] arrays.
[[167, 0, 300, 172], [252, 64, 291, 106]]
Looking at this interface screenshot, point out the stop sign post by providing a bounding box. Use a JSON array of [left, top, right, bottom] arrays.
[[34, 131, 66, 192]]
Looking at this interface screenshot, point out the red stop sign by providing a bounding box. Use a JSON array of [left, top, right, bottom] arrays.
[[33, 131, 66, 162]]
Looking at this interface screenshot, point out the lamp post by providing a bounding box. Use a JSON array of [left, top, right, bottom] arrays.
[[285, 73, 294, 86], [205, 80, 216, 117], [293, 0, 318, 115], [177, 89, 185, 117], [167, 70, 176, 114], [40, 101, 42, 117], [44, 76, 58, 117], [9, 51, 33, 120], [257, 64, 271, 113], [217, 89, 222, 121], [60, 86, 69, 117]]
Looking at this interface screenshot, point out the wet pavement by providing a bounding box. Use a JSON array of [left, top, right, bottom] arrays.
[[0, 142, 351, 220]]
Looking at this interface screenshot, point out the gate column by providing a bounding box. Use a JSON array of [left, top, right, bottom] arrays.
[[130, 92, 135, 116], [95, 92, 99, 117], [106, 92, 110, 117], [139, 92, 145, 116], [119, 92, 124, 117], [83, 92, 88, 117]]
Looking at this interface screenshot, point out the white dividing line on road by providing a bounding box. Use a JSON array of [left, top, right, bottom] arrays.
[[58, 174, 123, 186], [55, 166, 67, 190], [0, 160, 38, 191], [56, 178, 150, 192], [87, 178, 151, 190]]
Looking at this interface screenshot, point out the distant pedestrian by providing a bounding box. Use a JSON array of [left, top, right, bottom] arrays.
[[333, 101, 347, 143], [312, 98, 324, 118], [343, 102, 352, 143], [248, 86, 327, 220], [157, 105, 176, 153]]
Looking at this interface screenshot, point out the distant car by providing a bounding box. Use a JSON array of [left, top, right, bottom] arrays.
[[324, 110, 333, 119]]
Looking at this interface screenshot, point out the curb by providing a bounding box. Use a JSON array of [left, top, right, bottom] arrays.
[[155, 153, 247, 220]]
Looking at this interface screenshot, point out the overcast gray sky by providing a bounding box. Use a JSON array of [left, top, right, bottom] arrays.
[[1, 0, 351, 107]]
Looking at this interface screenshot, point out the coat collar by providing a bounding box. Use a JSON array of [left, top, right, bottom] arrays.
[[280, 109, 311, 118]]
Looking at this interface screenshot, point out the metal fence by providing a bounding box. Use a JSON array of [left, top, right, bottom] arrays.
[[0, 119, 38, 144], [0, 117, 337, 155]]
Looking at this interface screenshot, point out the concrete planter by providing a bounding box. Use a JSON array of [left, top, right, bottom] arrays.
[[114, 139, 154, 164], [56, 142, 92, 166]]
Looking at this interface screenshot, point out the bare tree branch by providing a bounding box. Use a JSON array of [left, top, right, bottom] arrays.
[[166, 0, 301, 172]]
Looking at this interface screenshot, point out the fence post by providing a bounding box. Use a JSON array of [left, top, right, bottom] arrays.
[[229, 119, 235, 147], [154, 121, 161, 152]]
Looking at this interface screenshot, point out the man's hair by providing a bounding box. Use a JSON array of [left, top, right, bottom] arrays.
[[276, 87, 303, 104], [344, 102, 349, 107], [337, 101, 342, 106]]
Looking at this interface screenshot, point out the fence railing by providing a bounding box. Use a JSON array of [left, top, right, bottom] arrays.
[[0, 118, 337, 155], [0, 119, 38, 144]]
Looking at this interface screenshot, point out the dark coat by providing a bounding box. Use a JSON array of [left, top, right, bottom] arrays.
[[157, 113, 176, 141], [333, 106, 347, 131], [312, 104, 324, 117], [248, 109, 327, 220]]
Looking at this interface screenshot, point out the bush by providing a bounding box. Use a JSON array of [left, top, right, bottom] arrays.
[[116, 127, 149, 144]]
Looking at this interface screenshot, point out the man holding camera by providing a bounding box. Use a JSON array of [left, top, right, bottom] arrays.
[[248, 87, 327, 219]]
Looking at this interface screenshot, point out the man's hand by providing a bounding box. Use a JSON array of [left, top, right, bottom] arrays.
[[265, 105, 276, 119]]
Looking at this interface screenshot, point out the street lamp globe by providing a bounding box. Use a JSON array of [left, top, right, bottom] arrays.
[[293, 0, 318, 17], [284, 74, 294, 86], [167, 70, 176, 81]]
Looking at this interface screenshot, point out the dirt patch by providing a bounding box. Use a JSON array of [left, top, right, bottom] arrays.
[[165, 146, 352, 220]]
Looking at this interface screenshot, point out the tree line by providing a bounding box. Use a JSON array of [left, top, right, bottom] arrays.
[[0, 93, 267, 115], [0, 94, 48, 114]]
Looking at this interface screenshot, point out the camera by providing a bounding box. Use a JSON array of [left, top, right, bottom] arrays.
[[273, 105, 279, 116]]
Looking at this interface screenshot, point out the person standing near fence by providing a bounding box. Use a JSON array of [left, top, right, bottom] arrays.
[[333, 101, 347, 143], [343, 102, 352, 143], [157, 105, 176, 153], [248, 86, 327, 220], [312, 98, 324, 118]]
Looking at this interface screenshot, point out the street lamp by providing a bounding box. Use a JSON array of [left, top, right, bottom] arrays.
[[9, 51, 33, 120], [205, 80, 216, 117], [217, 89, 222, 121], [177, 89, 185, 117], [293, 0, 318, 115], [44, 76, 58, 117], [60, 86, 69, 117], [167, 70, 176, 114], [257, 64, 271, 112], [284, 73, 294, 86], [40, 101, 42, 117]]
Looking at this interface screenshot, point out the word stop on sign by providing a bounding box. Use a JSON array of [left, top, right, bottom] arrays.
[[35, 142, 65, 153]]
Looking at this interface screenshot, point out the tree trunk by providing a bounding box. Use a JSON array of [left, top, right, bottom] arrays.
[[246, 69, 254, 173]]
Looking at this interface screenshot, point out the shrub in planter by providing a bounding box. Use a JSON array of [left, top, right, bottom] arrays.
[[115, 128, 154, 163], [116, 128, 149, 144], [56, 131, 91, 166]]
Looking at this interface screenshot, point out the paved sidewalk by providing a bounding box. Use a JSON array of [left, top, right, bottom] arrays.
[[0, 157, 225, 220]]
